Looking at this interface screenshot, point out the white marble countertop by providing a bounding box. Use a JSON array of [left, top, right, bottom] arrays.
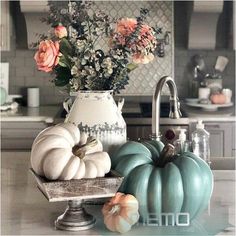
[[1, 152, 235, 235]]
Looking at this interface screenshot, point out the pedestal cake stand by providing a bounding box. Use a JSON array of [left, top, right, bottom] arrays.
[[30, 169, 123, 231]]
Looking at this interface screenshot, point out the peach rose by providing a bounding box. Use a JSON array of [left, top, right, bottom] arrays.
[[132, 53, 154, 64], [54, 25, 68, 38], [141, 24, 155, 40], [34, 40, 60, 72], [114, 19, 156, 49], [116, 18, 137, 36]]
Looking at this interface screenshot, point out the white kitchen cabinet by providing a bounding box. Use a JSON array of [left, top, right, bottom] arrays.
[[205, 122, 235, 157], [1, 121, 51, 150], [1, 106, 59, 150], [0, 1, 12, 51]]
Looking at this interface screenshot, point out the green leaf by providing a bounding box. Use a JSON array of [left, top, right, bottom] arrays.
[[126, 63, 138, 72], [59, 38, 73, 56], [58, 60, 67, 68], [54, 66, 72, 87], [54, 77, 69, 87], [58, 54, 71, 68]]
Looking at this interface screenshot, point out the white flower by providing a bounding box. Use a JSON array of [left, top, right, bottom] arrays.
[[76, 39, 87, 52], [69, 78, 80, 91], [60, 9, 68, 15], [101, 57, 112, 68]]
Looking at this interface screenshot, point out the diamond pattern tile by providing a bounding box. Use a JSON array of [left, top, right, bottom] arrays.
[[93, 1, 173, 95]]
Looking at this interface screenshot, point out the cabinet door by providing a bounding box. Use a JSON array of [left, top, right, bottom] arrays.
[[232, 122, 236, 157], [127, 126, 140, 141], [205, 123, 233, 157], [0, 1, 11, 51], [1, 122, 51, 150], [207, 126, 224, 157], [127, 126, 151, 141]]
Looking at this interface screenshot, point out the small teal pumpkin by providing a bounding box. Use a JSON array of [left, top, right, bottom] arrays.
[[111, 141, 213, 223]]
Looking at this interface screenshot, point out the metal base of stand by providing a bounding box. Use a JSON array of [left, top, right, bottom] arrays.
[[55, 200, 96, 231]]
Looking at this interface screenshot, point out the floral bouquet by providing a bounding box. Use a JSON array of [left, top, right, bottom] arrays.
[[34, 1, 162, 93]]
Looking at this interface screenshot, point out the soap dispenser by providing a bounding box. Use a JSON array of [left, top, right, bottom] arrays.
[[174, 128, 191, 155], [191, 120, 211, 165]]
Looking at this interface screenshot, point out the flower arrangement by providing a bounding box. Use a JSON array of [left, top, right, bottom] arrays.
[[34, 1, 163, 93]]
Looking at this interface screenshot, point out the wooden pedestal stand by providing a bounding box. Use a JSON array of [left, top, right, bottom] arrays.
[[30, 169, 123, 231]]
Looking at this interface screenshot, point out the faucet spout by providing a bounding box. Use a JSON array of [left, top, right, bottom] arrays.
[[151, 76, 182, 140]]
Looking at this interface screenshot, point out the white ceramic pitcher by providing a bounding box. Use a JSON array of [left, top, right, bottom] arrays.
[[64, 90, 126, 154]]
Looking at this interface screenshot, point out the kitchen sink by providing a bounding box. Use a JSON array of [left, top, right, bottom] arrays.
[[58, 102, 187, 119], [122, 102, 187, 118]]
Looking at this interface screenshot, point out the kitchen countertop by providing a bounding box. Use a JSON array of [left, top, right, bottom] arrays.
[[0, 105, 235, 125], [1, 152, 235, 235], [0, 106, 59, 123], [125, 116, 236, 125]]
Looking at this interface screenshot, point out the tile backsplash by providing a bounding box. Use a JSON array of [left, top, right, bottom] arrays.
[[1, 47, 235, 105], [1, 1, 174, 104]]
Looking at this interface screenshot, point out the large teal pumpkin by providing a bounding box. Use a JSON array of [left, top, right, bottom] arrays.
[[111, 141, 213, 223]]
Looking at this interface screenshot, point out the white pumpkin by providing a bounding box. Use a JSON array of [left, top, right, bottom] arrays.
[[31, 122, 111, 180]]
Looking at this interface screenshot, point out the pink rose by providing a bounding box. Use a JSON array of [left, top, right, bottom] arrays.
[[34, 40, 60, 72], [54, 25, 68, 38]]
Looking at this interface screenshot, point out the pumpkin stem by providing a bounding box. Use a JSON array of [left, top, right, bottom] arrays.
[[157, 143, 176, 167], [72, 137, 98, 159], [109, 204, 120, 215]]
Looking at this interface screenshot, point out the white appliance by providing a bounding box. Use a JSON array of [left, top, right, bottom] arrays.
[[0, 63, 9, 95], [0, 62, 22, 111]]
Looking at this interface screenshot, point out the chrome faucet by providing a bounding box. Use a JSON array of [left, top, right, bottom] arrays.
[[151, 76, 182, 140]]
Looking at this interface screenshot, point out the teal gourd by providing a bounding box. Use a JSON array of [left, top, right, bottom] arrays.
[[111, 141, 213, 223]]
